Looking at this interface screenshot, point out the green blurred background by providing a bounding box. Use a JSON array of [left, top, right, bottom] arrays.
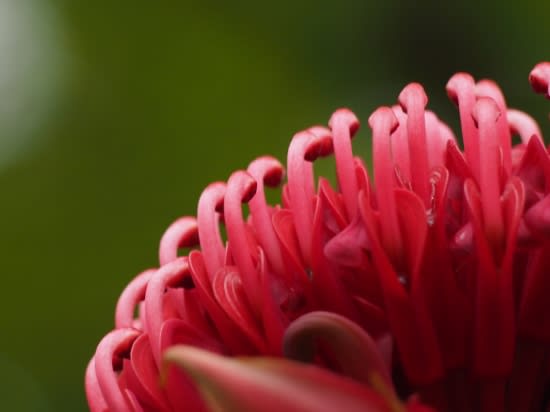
[[0, 0, 548, 410]]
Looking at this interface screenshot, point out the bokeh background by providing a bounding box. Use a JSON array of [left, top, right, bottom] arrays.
[[0, 0, 548, 410]]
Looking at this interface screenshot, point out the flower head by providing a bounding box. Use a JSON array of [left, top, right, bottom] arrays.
[[86, 62, 550, 412]]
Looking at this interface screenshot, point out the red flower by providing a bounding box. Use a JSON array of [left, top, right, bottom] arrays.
[[86, 62, 550, 412]]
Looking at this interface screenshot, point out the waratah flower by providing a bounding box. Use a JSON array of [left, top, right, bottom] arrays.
[[86, 62, 550, 412]]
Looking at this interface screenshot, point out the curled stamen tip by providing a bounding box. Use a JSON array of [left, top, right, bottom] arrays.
[[308, 125, 332, 140], [96, 328, 140, 372], [289, 130, 315, 161], [160, 217, 199, 247], [529, 62, 550, 98], [368, 106, 399, 133], [471, 96, 501, 126], [303, 127, 334, 161], [199, 182, 227, 213], [227, 171, 257, 203], [475, 79, 507, 107], [506, 109, 543, 144], [446, 72, 475, 105], [398, 83, 428, 113], [475, 78, 499, 93], [247, 156, 285, 187], [328, 108, 360, 136]]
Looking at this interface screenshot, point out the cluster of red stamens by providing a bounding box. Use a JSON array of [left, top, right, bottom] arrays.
[[86, 62, 550, 412]]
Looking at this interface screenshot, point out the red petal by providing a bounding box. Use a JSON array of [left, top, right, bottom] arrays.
[[310, 185, 360, 322], [359, 191, 443, 385], [272, 209, 307, 272], [188, 251, 256, 354], [517, 136, 550, 199], [126, 334, 171, 411], [212, 267, 267, 352], [464, 179, 517, 377], [163, 346, 398, 412]]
